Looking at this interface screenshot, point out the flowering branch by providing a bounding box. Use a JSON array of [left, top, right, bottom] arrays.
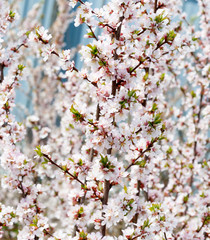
[[42, 153, 86, 187]]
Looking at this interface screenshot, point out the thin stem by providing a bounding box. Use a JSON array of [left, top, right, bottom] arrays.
[[130, 57, 150, 74], [43, 229, 57, 238], [101, 179, 111, 236], [17, 180, 27, 198], [164, 232, 168, 240], [132, 180, 141, 223], [125, 139, 157, 171], [96, 103, 100, 121], [87, 25, 98, 41], [196, 216, 208, 233], [0, 64, 4, 83], [52, 51, 98, 88], [42, 154, 86, 187], [154, 0, 158, 13], [131, 233, 143, 240]]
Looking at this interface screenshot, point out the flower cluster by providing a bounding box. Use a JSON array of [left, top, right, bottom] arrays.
[[0, 0, 209, 239]]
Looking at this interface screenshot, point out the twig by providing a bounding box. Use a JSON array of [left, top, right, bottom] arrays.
[[164, 232, 168, 240], [196, 216, 207, 233], [132, 180, 141, 223], [101, 179, 111, 236], [154, 0, 158, 13], [0, 63, 4, 83], [125, 139, 158, 171], [17, 180, 27, 198], [131, 233, 144, 240], [130, 57, 151, 74], [42, 154, 86, 187], [87, 25, 98, 41]]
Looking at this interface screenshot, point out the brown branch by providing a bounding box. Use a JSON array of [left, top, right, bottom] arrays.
[[154, 0, 158, 13], [131, 233, 144, 240], [96, 103, 100, 121], [87, 25, 98, 41], [137, 28, 147, 36], [43, 229, 56, 238], [101, 179, 111, 236], [130, 57, 151, 74], [196, 216, 207, 233], [132, 180, 141, 223], [17, 180, 27, 198], [52, 51, 98, 88], [77, 0, 85, 4], [0, 63, 4, 83], [125, 138, 158, 171], [164, 232, 168, 240], [42, 154, 86, 187]]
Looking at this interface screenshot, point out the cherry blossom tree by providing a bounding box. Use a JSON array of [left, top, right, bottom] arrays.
[[0, 0, 209, 239]]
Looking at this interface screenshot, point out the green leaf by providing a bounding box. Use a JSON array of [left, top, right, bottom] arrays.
[[142, 219, 151, 230], [183, 195, 189, 203], [78, 159, 83, 166], [154, 113, 162, 124], [143, 72, 149, 81], [62, 165, 68, 172], [32, 215, 38, 226], [124, 185, 128, 193], [87, 44, 98, 55], [160, 73, 165, 81], [149, 203, 161, 212], [119, 99, 127, 109], [136, 159, 147, 168], [200, 192, 206, 198], [78, 207, 84, 214], [166, 147, 173, 155], [167, 30, 177, 42], [9, 10, 15, 18], [10, 212, 16, 218], [188, 163, 194, 169], [69, 123, 74, 129], [87, 32, 94, 38], [128, 89, 138, 99], [79, 231, 87, 240], [41, 158, 48, 165], [98, 60, 106, 66], [25, 31, 31, 37], [23, 159, 28, 165], [151, 103, 158, 112], [191, 90, 196, 98], [154, 12, 168, 24], [70, 105, 83, 122], [133, 30, 140, 35], [100, 155, 115, 170], [98, 181, 103, 191], [35, 145, 43, 157], [158, 37, 165, 46], [68, 158, 74, 162], [18, 64, 25, 71]]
